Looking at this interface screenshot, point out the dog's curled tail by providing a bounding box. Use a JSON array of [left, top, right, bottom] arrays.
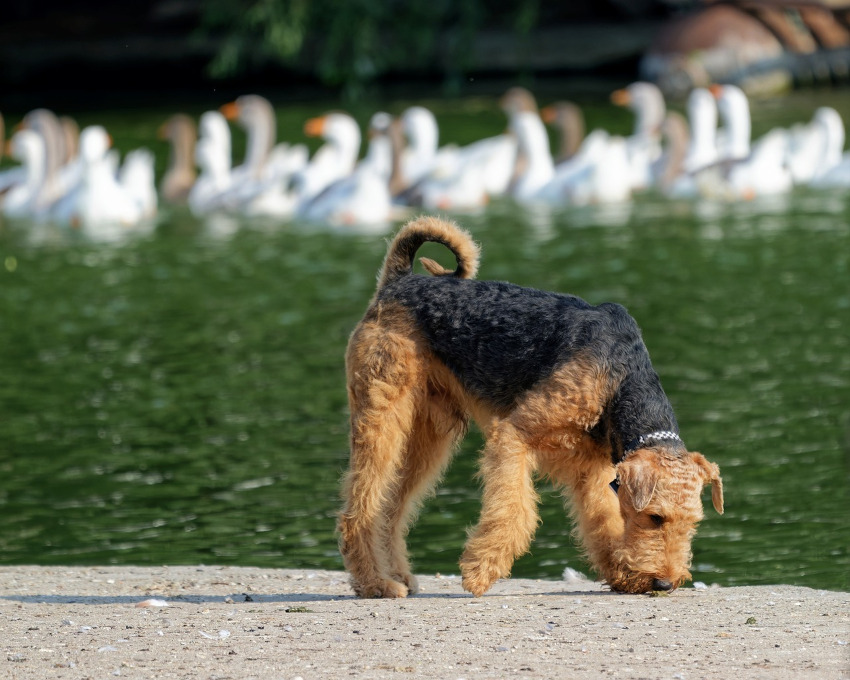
[[377, 216, 480, 290]]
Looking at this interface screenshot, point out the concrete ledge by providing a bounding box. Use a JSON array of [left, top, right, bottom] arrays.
[[1, 566, 847, 679]]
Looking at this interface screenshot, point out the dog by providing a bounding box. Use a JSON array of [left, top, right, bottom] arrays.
[[338, 216, 723, 598]]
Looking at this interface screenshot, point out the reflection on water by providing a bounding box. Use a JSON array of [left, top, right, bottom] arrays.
[[1, 185, 848, 592]]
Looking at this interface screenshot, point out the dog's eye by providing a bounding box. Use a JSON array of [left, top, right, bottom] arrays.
[[649, 514, 665, 527]]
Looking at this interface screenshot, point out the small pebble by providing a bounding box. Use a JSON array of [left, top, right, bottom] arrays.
[[135, 599, 169, 608]]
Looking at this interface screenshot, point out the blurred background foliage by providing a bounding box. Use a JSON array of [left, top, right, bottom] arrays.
[[200, 0, 543, 98], [0, 0, 679, 109]]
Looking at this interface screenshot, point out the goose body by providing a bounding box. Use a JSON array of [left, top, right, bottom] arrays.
[[61, 126, 144, 227], [300, 112, 392, 226], [2, 130, 49, 219]]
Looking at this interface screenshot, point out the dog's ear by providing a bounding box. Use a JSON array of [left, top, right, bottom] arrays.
[[618, 457, 658, 512], [690, 452, 724, 515]]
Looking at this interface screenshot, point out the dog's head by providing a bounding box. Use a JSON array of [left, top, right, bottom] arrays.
[[606, 449, 723, 593]]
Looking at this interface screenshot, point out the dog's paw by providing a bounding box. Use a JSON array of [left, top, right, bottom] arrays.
[[392, 572, 420, 595], [352, 578, 409, 599], [459, 556, 503, 597]]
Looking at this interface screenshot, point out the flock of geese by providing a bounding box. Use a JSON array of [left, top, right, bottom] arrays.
[[1, 83, 849, 234]]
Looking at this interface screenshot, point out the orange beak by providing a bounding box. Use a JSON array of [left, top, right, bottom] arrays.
[[610, 89, 630, 107], [106, 133, 113, 148], [304, 116, 326, 137], [709, 84, 724, 99], [540, 105, 556, 124], [4, 139, 13, 156], [220, 101, 240, 121]]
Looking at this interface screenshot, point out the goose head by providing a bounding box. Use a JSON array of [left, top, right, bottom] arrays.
[[541, 101, 585, 163], [158, 113, 196, 153], [23, 109, 65, 179], [223, 95, 275, 133], [611, 82, 666, 138], [79, 126, 112, 166], [400, 106, 438, 157], [8, 129, 46, 171], [221, 94, 276, 173], [500, 87, 538, 116], [304, 112, 362, 171]]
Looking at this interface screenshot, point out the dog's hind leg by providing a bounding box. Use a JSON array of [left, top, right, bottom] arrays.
[[383, 388, 466, 594], [338, 323, 421, 598], [459, 420, 540, 597]]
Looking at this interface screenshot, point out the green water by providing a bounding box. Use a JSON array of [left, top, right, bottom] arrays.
[[0, 95, 848, 592]]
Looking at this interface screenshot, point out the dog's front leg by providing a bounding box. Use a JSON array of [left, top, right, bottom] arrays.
[[460, 421, 539, 596]]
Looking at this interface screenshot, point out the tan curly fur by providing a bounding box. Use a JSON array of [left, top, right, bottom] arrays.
[[338, 216, 723, 598]]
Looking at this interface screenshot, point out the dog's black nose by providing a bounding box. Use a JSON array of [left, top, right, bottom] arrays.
[[652, 578, 673, 591]]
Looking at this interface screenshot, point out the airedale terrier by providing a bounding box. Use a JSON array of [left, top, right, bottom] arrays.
[[338, 216, 723, 598]]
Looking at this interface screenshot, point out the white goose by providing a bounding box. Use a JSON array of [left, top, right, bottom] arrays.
[[511, 111, 631, 207], [610, 82, 666, 190], [221, 95, 276, 184], [696, 84, 791, 199], [397, 90, 524, 208], [509, 110, 554, 202], [356, 112, 394, 181], [0, 113, 28, 196], [712, 84, 750, 162], [2, 129, 49, 219], [300, 112, 394, 227], [399, 106, 439, 188], [188, 111, 234, 216], [218, 96, 308, 217], [22, 109, 82, 205], [683, 88, 719, 173], [659, 89, 718, 198], [59, 126, 143, 228], [419, 152, 492, 212], [119, 148, 158, 219], [807, 107, 849, 188], [295, 112, 361, 207]]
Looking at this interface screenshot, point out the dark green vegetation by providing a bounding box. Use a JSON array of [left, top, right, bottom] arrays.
[[201, 0, 587, 98]]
